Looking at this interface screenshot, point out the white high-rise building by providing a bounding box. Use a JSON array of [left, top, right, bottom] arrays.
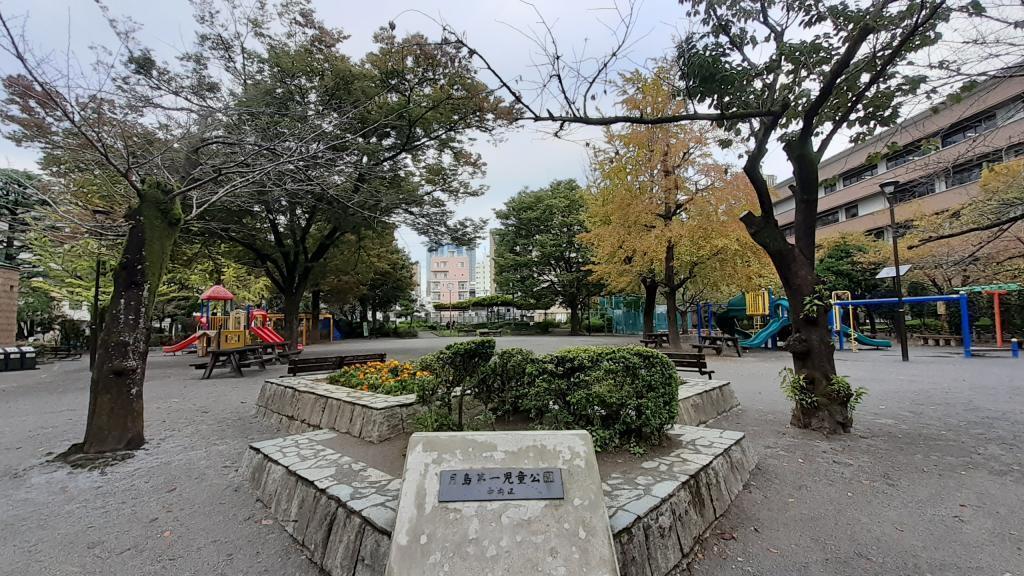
[[473, 255, 492, 297]]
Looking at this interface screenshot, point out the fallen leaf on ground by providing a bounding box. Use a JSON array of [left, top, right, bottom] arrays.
[[768, 548, 779, 554], [260, 519, 274, 525], [161, 530, 172, 538], [717, 532, 736, 541]]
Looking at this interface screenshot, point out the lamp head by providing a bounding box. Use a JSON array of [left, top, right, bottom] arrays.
[[880, 179, 900, 196]]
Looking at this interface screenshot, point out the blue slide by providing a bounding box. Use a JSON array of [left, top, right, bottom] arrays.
[[839, 323, 892, 348], [739, 315, 791, 348], [739, 298, 791, 349]]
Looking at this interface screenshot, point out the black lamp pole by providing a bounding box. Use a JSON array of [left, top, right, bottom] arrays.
[[882, 180, 910, 362]]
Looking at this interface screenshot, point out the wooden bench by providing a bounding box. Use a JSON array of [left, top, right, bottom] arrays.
[[477, 329, 503, 337], [916, 334, 963, 347], [45, 346, 83, 360], [661, 351, 714, 379], [286, 353, 386, 376]]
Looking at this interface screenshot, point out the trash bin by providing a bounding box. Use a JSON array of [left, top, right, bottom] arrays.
[[19, 346, 36, 370], [4, 347, 22, 371]]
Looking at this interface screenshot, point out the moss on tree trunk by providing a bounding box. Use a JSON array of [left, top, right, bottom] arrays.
[[81, 181, 182, 453]]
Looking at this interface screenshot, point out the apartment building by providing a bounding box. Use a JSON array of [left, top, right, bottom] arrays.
[[773, 69, 1024, 240], [426, 244, 476, 304], [473, 252, 493, 297]]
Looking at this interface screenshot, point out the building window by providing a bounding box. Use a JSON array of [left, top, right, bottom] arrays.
[[841, 164, 878, 187], [885, 144, 926, 169], [941, 111, 997, 148], [945, 152, 1002, 189], [1006, 142, 1024, 160], [866, 228, 886, 241], [844, 205, 859, 220], [892, 179, 937, 204], [816, 210, 840, 227], [822, 180, 837, 195], [457, 262, 465, 268]]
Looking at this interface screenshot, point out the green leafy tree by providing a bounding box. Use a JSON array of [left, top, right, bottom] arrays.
[[203, 25, 509, 346], [494, 179, 603, 333]]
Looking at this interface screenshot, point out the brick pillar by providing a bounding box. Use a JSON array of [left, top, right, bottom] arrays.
[[0, 264, 18, 345]]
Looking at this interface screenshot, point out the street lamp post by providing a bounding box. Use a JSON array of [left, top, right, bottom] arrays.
[[89, 208, 112, 371], [881, 180, 910, 362]]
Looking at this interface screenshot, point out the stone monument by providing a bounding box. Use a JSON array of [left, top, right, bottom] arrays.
[[386, 430, 619, 575]]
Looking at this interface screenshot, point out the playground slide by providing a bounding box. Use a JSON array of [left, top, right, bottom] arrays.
[[251, 325, 285, 344], [162, 332, 200, 354], [839, 324, 892, 348], [739, 316, 791, 349]]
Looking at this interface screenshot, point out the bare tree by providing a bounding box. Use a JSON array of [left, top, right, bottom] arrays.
[[450, 0, 1024, 433]]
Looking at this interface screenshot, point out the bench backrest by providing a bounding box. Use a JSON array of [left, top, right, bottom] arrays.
[[287, 353, 386, 375]]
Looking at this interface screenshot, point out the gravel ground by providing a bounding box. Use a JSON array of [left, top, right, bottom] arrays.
[[0, 335, 1020, 576]]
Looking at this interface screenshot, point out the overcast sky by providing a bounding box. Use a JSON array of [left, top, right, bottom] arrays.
[[0, 0, 796, 262]]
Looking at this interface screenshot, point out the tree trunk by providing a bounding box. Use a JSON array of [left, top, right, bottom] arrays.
[[641, 276, 658, 334], [741, 212, 850, 434], [663, 241, 681, 349], [81, 182, 182, 454], [309, 289, 321, 344], [568, 304, 581, 334], [282, 290, 302, 348]]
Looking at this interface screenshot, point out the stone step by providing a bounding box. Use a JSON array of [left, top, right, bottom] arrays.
[[677, 378, 740, 426], [244, 425, 754, 576]]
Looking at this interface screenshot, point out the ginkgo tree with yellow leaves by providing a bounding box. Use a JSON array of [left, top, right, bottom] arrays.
[[583, 69, 775, 348]]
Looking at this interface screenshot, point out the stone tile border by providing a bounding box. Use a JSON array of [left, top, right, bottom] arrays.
[[677, 379, 740, 427], [255, 377, 421, 443], [245, 425, 753, 576]]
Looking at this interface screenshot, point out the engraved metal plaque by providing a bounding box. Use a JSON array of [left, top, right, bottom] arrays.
[[438, 468, 564, 502]]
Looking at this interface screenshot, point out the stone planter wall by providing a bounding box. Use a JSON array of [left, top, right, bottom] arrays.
[[245, 424, 754, 576], [677, 379, 740, 427], [256, 377, 420, 443]]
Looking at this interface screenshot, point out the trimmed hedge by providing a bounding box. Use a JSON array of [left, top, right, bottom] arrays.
[[412, 341, 679, 452], [525, 346, 678, 452]]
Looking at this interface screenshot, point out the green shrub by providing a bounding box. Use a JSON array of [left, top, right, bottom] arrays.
[[534, 319, 558, 333], [394, 325, 419, 338], [477, 348, 539, 416], [416, 338, 496, 430], [524, 346, 679, 453]]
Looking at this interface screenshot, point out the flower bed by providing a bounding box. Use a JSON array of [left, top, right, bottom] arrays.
[[325, 360, 431, 396]]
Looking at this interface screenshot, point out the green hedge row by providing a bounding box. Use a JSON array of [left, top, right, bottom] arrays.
[[414, 339, 679, 453]]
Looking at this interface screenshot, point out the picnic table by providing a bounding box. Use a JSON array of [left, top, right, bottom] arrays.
[[692, 334, 742, 357], [192, 345, 267, 379], [640, 332, 671, 348]]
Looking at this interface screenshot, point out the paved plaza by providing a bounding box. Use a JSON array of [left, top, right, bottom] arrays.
[[0, 335, 1020, 575]]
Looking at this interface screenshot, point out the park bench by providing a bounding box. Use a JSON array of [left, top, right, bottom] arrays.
[[692, 334, 742, 357], [45, 346, 83, 360], [640, 332, 670, 348], [916, 334, 963, 347], [477, 329, 503, 337], [286, 352, 386, 376], [661, 351, 715, 379]]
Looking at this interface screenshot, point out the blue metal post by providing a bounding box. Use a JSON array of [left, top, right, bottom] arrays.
[[769, 289, 778, 350], [836, 307, 845, 351], [707, 305, 713, 336], [959, 291, 972, 358], [696, 304, 704, 335], [1012, 338, 1019, 359]]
